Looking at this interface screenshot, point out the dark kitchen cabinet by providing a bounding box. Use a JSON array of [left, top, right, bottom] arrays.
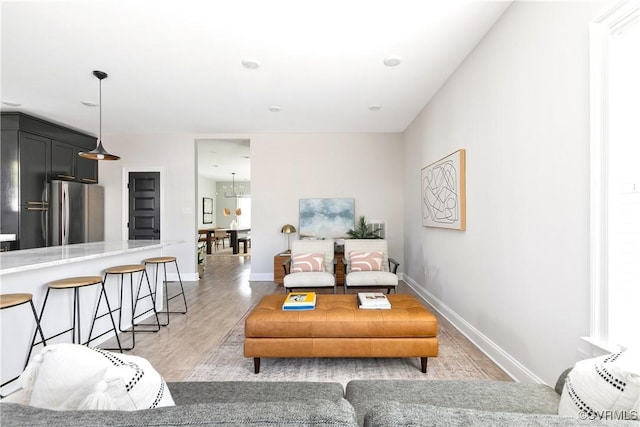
[[1, 112, 97, 249], [20, 133, 50, 248], [51, 140, 76, 181], [76, 153, 98, 184], [0, 130, 50, 249], [51, 140, 99, 183], [19, 132, 50, 204], [1, 131, 20, 244]]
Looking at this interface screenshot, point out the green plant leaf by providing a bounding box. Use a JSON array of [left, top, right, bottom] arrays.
[[346, 216, 381, 239]]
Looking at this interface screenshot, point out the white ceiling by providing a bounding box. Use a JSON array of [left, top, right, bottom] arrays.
[[197, 138, 251, 181], [1, 0, 511, 180]]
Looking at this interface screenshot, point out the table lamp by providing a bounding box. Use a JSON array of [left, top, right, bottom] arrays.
[[280, 224, 296, 253]]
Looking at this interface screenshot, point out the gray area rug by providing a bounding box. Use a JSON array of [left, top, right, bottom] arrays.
[[186, 308, 494, 386]]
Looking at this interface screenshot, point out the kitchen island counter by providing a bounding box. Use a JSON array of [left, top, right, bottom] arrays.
[[0, 240, 178, 275]]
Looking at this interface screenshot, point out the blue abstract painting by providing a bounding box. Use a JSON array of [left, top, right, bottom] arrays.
[[299, 198, 355, 239]]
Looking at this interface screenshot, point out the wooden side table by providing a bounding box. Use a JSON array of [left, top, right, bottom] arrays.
[[273, 252, 290, 285], [334, 252, 344, 286]]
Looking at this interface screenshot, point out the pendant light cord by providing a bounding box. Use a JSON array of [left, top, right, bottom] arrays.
[[99, 76, 102, 142]]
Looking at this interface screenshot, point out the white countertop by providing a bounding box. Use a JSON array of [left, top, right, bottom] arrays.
[[0, 240, 179, 275]]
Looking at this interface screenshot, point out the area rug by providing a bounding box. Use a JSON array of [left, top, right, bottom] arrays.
[[186, 307, 493, 387]]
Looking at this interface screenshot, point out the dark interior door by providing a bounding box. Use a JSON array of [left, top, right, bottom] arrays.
[[128, 172, 160, 240]]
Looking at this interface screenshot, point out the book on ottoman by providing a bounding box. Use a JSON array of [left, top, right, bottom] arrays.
[[358, 292, 391, 309], [282, 292, 316, 311]]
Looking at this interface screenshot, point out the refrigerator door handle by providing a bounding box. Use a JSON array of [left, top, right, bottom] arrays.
[[41, 184, 49, 246], [62, 184, 69, 244]]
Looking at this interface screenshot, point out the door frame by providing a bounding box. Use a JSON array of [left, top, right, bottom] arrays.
[[121, 166, 166, 240]]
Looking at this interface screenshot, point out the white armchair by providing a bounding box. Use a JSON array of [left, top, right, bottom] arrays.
[[283, 239, 336, 293], [342, 239, 399, 294]]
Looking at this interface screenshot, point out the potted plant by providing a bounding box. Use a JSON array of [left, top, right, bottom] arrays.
[[346, 216, 382, 239], [197, 242, 206, 278]]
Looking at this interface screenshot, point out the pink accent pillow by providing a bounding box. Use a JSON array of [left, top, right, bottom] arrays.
[[291, 252, 325, 273], [350, 251, 384, 271]]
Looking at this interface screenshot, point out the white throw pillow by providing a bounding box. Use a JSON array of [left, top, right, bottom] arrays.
[[558, 348, 640, 420], [18, 343, 174, 410]]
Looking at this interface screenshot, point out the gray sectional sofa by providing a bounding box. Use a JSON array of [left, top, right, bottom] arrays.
[[1, 374, 638, 426]]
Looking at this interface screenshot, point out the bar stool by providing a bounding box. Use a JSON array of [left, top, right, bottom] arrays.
[[28, 277, 123, 360], [143, 256, 188, 326], [96, 264, 160, 350], [0, 293, 47, 395]]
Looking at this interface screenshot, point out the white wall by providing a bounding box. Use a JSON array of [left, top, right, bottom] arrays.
[[403, 1, 611, 385], [198, 176, 217, 229], [250, 133, 404, 280], [99, 132, 404, 282], [99, 133, 198, 280]]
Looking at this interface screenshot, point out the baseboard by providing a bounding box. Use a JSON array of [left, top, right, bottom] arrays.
[[249, 272, 274, 282], [403, 275, 544, 384]]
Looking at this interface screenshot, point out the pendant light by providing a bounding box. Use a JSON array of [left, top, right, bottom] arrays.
[[79, 70, 120, 161], [223, 172, 249, 198]]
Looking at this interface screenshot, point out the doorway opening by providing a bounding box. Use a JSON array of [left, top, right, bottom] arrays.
[[196, 139, 251, 231]]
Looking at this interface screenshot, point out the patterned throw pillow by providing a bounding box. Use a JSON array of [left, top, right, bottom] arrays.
[[17, 343, 174, 411], [558, 349, 640, 420], [290, 252, 325, 273], [350, 251, 384, 271]]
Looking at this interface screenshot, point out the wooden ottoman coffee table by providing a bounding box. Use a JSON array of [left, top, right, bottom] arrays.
[[244, 294, 438, 373]]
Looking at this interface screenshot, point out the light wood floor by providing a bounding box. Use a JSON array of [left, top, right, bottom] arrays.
[[112, 252, 512, 382]]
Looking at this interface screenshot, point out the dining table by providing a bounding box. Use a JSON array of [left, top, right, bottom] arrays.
[[198, 228, 250, 254]]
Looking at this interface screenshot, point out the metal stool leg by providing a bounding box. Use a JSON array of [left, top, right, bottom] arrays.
[[28, 299, 47, 364], [0, 295, 48, 395], [150, 262, 168, 326], [27, 288, 52, 363], [87, 279, 123, 353], [102, 268, 160, 351], [72, 287, 80, 344], [147, 260, 188, 326], [131, 268, 161, 331], [173, 260, 188, 314]]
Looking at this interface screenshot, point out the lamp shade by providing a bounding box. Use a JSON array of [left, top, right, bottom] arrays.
[[78, 140, 120, 160], [281, 224, 296, 234]]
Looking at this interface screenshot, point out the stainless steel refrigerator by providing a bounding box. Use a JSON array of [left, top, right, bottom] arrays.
[[49, 180, 104, 245]]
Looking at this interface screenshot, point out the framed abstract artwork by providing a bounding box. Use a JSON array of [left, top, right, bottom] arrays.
[[421, 149, 466, 230], [203, 197, 213, 224], [299, 198, 355, 239]]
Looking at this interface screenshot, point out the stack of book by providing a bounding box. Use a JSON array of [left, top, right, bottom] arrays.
[[282, 292, 316, 311], [358, 292, 391, 309]]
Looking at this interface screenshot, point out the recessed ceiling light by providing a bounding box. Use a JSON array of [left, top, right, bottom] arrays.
[[242, 59, 260, 70], [268, 106, 281, 112], [2, 100, 21, 107], [368, 105, 381, 111], [383, 57, 402, 67], [81, 100, 98, 107]]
